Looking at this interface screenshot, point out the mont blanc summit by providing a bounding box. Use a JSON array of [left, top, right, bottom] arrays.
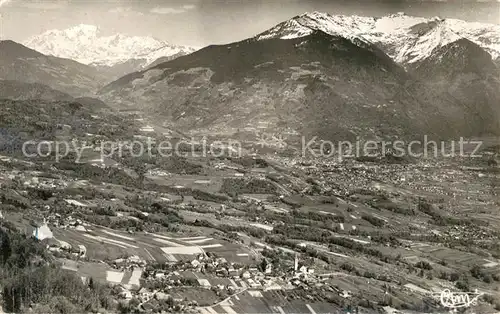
[[23, 24, 197, 68]]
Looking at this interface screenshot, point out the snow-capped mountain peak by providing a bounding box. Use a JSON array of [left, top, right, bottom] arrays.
[[258, 11, 374, 40], [65, 24, 100, 37], [23, 24, 197, 68], [394, 19, 462, 64], [256, 12, 500, 65]]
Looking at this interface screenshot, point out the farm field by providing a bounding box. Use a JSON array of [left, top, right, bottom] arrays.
[[52, 225, 255, 266]]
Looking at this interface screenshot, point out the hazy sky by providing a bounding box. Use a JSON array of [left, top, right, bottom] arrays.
[[0, 0, 499, 47]]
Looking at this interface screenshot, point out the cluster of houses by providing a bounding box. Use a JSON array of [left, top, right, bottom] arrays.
[[124, 250, 355, 313], [19, 173, 69, 190], [24, 220, 87, 258], [111, 255, 147, 271], [48, 212, 90, 231], [24, 211, 92, 259], [18, 212, 354, 312]]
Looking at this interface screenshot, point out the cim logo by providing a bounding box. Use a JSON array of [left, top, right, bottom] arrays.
[[438, 289, 484, 309]]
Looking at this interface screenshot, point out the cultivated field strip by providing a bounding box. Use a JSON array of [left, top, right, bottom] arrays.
[[54, 226, 254, 265], [204, 290, 341, 314]]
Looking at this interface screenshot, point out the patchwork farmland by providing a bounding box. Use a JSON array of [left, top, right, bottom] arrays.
[[53, 227, 255, 266]]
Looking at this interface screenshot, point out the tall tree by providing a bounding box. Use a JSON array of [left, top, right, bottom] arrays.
[[0, 232, 12, 265]]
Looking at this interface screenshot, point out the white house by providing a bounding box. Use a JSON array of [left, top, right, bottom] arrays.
[[32, 223, 53, 241], [191, 259, 201, 268], [78, 245, 87, 258]]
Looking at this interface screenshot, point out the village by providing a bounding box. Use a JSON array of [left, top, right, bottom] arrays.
[[0, 118, 499, 313]]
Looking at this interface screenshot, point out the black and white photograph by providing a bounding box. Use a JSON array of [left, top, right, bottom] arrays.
[[0, 0, 499, 313]]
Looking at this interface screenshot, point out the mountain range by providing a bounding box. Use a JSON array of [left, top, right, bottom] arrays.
[[23, 24, 198, 78], [100, 31, 490, 141], [257, 12, 500, 66], [98, 12, 499, 141], [0, 40, 107, 97], [3, 12, 499, 141], [412, 38, 500, 135]]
